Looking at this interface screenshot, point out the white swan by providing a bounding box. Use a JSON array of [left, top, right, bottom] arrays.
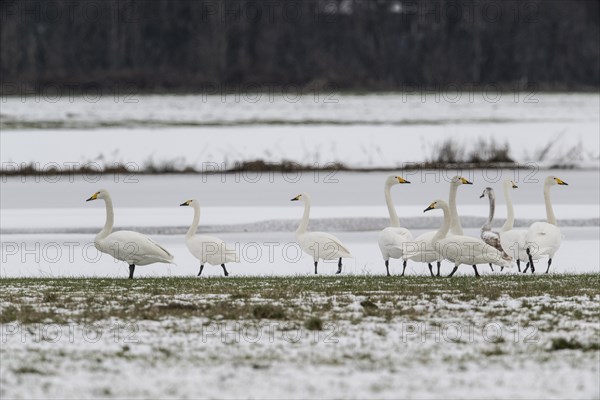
[[402, 176, 472, 276], [424, 199, 512, 277], [291, 193, 352, 274], [479, 186, 512, 271], [86, 189, 174, 279], [523, 176, 568, 274], [498, 180, 529, 272], [378, 176, 413, 276], [180, 199, 239, 277]]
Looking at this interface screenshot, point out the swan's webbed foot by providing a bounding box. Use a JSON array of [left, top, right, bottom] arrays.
[[385, 260, 391, 277], [436, 261, 441, 277], [314, 261, 318, 275], [197, 264, 204, 277], [428, 263, 434, 277], [545, 258, 552, 274], [447, 265, 458, 278], [401, 259, 407, 277], [336, 257, 342, 274], [221, 264, 229, 277], [473, 265, 480, 278], [128, 264, 135, 279]]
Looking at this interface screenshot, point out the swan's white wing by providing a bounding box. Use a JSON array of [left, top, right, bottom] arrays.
[[378, 227, 413, 259], [528, 222, 549, 235], [186, 235, 239, 265], [146, 237, 173, 257], [500, 228, 528, 261], [525, 222, 561, 257], [298, 232, 352, 260], [98, 231, 174, 265]]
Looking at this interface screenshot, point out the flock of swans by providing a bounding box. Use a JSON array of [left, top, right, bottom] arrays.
[[85, 175, 568, 279]]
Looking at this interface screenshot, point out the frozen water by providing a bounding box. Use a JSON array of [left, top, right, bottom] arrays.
[[1, 93, 599, 169]]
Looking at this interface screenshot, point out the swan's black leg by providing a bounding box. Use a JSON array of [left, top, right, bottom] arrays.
[[545, 258, 552, 274], [436, 261, 441, 276], [128, 264, 135, 279], [336, 258, 342, 274], [523, 262, 530, 273], [385, 260, 391, 277], [516, 260, 521, 273], [489, 263, 494, 272], [401, 260, 407, 277], [447, 264, 458, 277], [198, 264, 204, 277], [314, 261, 318, 275], [428, 263, 434, 277], [500, 266, 504, 272], [473, 265, 480, 277], [221, 264, 229, 277], [526, 248, 535, 274]]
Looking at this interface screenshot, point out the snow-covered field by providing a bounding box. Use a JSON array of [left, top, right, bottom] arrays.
[[1, 276, 599, 399]]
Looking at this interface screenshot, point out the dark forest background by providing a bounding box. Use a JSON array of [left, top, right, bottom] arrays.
[[1, 0, 599, 93]]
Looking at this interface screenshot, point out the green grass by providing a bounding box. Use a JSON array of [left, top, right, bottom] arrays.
[[1, 274, 598, 324], [549, 337, 600, 352], [2, 274, 598, 296], [304, 316, 324, 331], [252, 304, 287, 320]]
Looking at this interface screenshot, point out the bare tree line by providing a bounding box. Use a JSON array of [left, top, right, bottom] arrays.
[[1, 0, 598, 93]]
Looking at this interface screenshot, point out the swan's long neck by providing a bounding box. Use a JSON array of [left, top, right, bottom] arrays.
[[482, 192, 495, 232], [97, 195, 114, 240], [449, 183, 463, 235], [544, 181, 557, 225], [384, 182, 400, 227], [501, 184, 515, 232], [187, 203, 201, 239], [296, 197, 311, 235], [434, 203, 451, 243]]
